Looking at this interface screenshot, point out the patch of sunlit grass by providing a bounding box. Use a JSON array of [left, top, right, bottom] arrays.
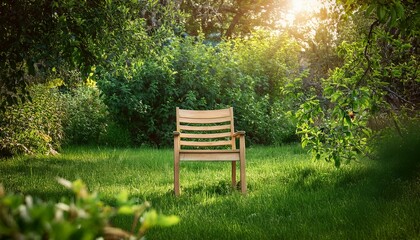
[[1, 144, 419, 239]]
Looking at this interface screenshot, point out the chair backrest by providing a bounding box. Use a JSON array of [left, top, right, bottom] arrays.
[[176, 107, 236, 150]]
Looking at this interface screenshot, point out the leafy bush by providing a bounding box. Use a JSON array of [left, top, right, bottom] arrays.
[[0, 84, 64, 157], [0, 179, 179, 239], [98, 31, 301, 146], [61, 85, 109, 146], [97, 53, 177, 146], [99, 121, 132, 147]]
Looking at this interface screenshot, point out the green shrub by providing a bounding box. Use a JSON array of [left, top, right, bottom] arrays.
[[99, 121, 132, 147], [61, 85, 109, 146], [98, 54, 177, 146], [0, 84, 64, 157], [0, 179, 179, 239], [98, 31, 301, 146]]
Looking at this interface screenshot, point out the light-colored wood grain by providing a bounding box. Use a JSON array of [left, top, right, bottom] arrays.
[[179, 124, 231, 131], [178, 108, 231, 118], [180, 151, 240, 161], [180, 140, 232, 147], [173, 107, 246, 196], [180, 132, 232, 139], [178, 116, 232, 124]]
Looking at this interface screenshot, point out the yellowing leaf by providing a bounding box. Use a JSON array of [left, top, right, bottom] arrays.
[[156, 214, 180, 227], [116, 190, 129, 204], [118, 206, 134, 215]]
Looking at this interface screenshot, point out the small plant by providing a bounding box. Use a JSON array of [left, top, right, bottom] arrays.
[[0, 178, 179, 239]]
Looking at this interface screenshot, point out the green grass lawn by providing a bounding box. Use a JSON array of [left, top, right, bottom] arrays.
[[1, 145, 419, 239]]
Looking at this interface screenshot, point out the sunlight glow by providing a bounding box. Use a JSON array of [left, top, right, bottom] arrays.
[[290, 0, 323, 14], [282, 0, 324, 25]]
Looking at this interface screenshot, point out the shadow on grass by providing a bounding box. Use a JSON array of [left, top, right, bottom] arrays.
[[179, 180, 254, 196]]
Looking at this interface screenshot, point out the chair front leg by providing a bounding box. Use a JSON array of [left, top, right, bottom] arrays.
[[239, 134, 246, 194], [174, 131, 180, 196]]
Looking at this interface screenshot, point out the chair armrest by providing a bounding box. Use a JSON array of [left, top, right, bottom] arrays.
[[233, 131, 245, 138], [173, 131, 180, 137]]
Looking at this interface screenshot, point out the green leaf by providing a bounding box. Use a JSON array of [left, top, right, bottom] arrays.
[[71, 179, 86, 194], [344, 115, 352, 126], [155, 214, 180, 227], [51, 221, 75, 240], [365, 5, 375, 16], [377, 5, 386, 22], [116, 190, 129, 204], [389, 6, 397, 26], [142, 209, 180, 228], [361, 128, 371, 137], [302, 139, 308, 149], [333, 154, 341, 168], [330, 91, 342, 102], [118, 206, 134, 215], [395, 1, 404, 18], [141, 210, 158, 229]]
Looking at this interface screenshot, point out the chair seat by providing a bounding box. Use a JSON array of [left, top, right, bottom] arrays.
[[179, 149, 240, 161]]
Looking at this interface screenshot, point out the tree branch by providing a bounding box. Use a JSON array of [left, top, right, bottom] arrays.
[[384, 86, 415, 105], [224, 10, 245, 38], [357, 20, 380, 87]]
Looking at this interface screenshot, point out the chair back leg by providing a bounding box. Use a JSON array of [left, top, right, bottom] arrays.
[[231, 161, 237, 189], [174, 149, 180, 196]]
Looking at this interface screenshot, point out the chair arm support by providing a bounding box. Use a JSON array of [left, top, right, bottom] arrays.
[[173, 131, 180, 137], [233, 131, 245, 138]]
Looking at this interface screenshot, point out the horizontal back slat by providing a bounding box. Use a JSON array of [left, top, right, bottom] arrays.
[[177, 107, 234, 149], [180, 132, 231, 139], [180, 140, 232, 147], [179, 108, 231, 119], [179, 116, 231, 124], [179, 124, 231, 131]]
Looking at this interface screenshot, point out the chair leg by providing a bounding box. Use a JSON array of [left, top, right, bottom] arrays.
[[231, 161, 236, 189], [239, 145, 246, 195], [240, 159, 246, 194], [174, 155, 180, 196]]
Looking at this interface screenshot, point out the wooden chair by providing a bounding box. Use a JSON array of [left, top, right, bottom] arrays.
[[173, 107, 246, 196]]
